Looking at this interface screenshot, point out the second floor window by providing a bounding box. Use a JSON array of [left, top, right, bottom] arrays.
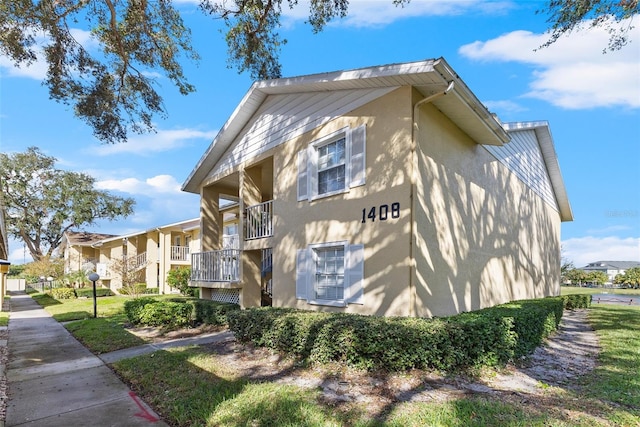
[[297, 124, 366, 201], [317, 137, 346, 195]]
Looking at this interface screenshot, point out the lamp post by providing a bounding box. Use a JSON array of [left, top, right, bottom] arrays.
[[88, 272, 100, 318], [39, 276, 45, 292], [47, 276, 53, 291]]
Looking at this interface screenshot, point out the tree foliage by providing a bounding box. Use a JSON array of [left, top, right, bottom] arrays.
[[539, 0, 638, 52], [0, 0, 198, 143], [167, 266, 196, 296], [1, 0, 635, 143], [22, 255, 64, 281], [614, 267, 640, 288], [564, 268, 609, 286], [0, 147, 135, 261]]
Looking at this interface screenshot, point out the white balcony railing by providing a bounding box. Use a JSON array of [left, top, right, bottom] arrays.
[[245, 200, 273, 240], [222, 234, 240, 249], [191, 249, 240, 282], [170, 245, 190, 261], [132, 252, 147, 269]]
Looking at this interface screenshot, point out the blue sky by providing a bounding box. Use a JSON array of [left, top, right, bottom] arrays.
[[1, 1, 639, 267]]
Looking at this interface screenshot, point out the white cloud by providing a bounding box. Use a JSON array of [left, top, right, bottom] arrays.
[[90, 128, 217, 156], [280, 0, 514, 28], [562, 236, 640, 267], [95, 174, 182, 195], [483, 99, 527, 113], [459, 18, 640, 109]]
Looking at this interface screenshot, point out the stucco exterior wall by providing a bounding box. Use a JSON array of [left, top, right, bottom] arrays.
[[271, 87, 415, 316], [412, 103, 561, 318]]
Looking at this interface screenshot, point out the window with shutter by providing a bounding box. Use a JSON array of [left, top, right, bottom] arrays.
[[297, 125, 366, 202], [296, 242, 364, 307]]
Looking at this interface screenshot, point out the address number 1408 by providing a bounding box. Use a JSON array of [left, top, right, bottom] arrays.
[[361, 203, 400, 223]]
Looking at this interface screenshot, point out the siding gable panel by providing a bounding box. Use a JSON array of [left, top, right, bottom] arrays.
[[207, 87, 396, 181], [484, 129, 558, 211]]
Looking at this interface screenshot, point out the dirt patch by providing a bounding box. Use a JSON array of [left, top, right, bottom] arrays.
[[140, 309, 600, 415], [125, 323, 226, 342]]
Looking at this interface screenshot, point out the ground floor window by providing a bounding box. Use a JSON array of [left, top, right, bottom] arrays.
[[296, 241, 363, 307], [314, 246, 345, 301]]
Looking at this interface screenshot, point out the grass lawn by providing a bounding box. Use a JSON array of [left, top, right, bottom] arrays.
[[32, 292, 640, 426], [561, 285, 640, 296]]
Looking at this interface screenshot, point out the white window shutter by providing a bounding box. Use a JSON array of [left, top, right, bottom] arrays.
[[296, 249, 308, 299], [346, 244, 364, 304], [349, 125, 366, 188], [308, 146, 318, 199], [297, 149, 308, 201]]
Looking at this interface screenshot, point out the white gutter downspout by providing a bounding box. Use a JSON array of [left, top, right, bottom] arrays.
[[408, 80, 454, 317]]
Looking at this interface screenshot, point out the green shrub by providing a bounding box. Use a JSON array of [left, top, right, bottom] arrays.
[[75, 288, 114, 298], [142, 287, 159, 295], [51, 287, 76, 300], [561, 294, 592, 310], [138, 301, 193, 328], [228, 296, 572, 373], [124, 297, 158, 324], [120, 283, 148, 295], [191, 299, 240, 326]]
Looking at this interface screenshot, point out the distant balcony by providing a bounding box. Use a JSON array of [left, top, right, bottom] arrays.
[[170, 246, 190, 261], [245, 200, 273, 240], [191, 249, 240, 283]]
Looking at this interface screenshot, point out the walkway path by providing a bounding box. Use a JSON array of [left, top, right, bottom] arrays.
[[3, 292, 169, 427]]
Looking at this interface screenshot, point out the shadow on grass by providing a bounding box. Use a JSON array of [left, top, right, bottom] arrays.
[[31, 293, 62, 307], [65, 316, 148, 354], [112, 346, 362, 427]]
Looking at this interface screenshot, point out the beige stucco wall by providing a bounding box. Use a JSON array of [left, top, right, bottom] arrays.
[[271, 87, 415, 316], [412, 102, 561, 318]]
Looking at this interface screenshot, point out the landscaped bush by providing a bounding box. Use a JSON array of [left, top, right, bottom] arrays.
[[124, 297, 240, 328], [138, 301, 193, 328], [227, 296, 582, 373], [124, 297, 158, 325], [75, 288, 114, 298], [561, 293, 592, 310], [190, 299, 240, 326], [50, 287, 76, 300], [142, 287, 159, 295]]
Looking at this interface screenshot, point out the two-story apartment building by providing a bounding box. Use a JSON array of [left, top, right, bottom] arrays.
[[182, 58, 573, 317], [581, 261, 640, 284], [61, 218, 203, 294]]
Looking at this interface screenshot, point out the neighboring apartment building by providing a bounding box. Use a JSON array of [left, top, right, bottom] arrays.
[[61, 218, 203, 294], [61, 231, 118, 277], [581, 261, 640, 284], [182, 58, 573, 318]]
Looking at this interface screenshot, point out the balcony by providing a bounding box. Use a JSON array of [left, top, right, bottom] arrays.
[[223, 234, 240, 249], [191, 249, 240, 283], [245, 200, 273, 240], [170, 246, 190, 262]]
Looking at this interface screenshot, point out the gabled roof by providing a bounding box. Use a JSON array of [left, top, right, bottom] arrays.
[[182, 57, 510, 194], [582, 261, 640, 270], [64, 231, 118, 246], [94, 218, 200, 245]]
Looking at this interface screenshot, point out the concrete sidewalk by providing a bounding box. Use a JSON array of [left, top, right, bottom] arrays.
[[4, 292, 171, 427]]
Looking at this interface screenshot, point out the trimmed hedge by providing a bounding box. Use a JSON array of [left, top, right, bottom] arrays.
[[50, 287, 76, 300], [75, 288, 114, 298], [227, 295, 591, 373], [123, 297, 240, 328]]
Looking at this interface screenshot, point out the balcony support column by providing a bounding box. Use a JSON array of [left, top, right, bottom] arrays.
[[201, 186, 220, 252], [241, 250, 262, 309]]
